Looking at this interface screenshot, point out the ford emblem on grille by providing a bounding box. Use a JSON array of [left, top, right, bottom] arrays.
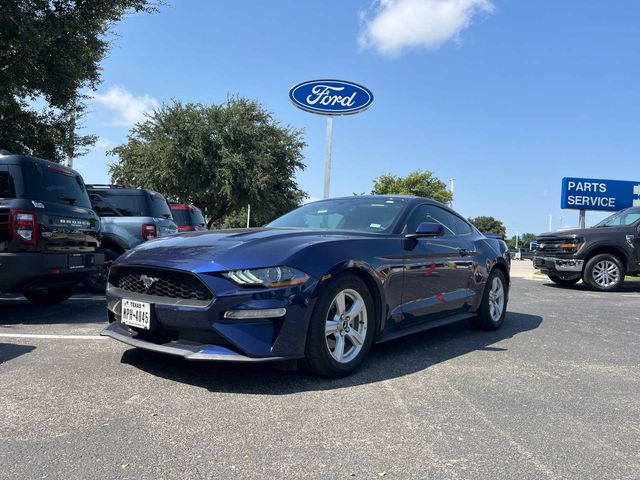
[[140, 274, 158, 289]]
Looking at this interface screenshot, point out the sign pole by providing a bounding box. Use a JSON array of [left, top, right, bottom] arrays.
[[579, 209, 586, 229], [323, 116, 333, 199]]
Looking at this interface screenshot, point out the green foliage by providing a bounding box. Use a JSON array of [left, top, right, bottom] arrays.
[[110, 98, 307, 228], [0, 0, 157, 162], [468, 216, 507, 236], [371, 170, 452, 204], [507, 233, 537, 249]]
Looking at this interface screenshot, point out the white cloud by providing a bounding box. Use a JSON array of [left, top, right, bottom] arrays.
[[92, 86, 159, 126], [95, 138, 111, 150], [359, 0, 494, 56]]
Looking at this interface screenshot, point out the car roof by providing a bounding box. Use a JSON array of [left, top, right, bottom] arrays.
[[0, 153, 81, 175], [309, 194, 449, 208], [86, 185, 159, 196], [170, 203, 200, 210]]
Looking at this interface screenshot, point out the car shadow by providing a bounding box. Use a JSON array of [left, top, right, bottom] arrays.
[[120, 311, 542, 394], [0, 295, 107, 326], [542, 280, 640, 293], [0, 343, 36, 364]]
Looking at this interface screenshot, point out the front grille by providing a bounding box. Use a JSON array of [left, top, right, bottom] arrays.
[[111, 266, 213, 301], [536, 238, 579, 255]]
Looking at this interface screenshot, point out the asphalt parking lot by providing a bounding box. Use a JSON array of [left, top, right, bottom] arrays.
[[1, 278, 639, 480]]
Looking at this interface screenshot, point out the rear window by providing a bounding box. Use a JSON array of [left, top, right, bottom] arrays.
[[0, 172, 15, 198], [89, 190, 173, 218], [20, 163, 91, 208], [171, 207, 205, 226]]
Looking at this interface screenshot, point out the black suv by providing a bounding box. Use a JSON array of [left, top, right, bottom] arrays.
[[534, 206, 640, 291], [0, 153, 103, 304]]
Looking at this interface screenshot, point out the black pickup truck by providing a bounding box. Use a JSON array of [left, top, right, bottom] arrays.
[[0, 153, 103, 304], [533, 206, 640, 291]]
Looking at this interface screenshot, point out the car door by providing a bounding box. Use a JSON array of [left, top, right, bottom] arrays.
[[400, 204, 476, 325]]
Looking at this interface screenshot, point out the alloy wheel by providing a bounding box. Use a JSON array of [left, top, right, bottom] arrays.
[[324, 289, 368, 364], [592, 260, 620, 287], [488, 276, 505, 322]]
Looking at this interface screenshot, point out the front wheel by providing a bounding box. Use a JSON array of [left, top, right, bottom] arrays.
[[583, 254, 625, 291], [470, 269, 508, 330], [301, 274, 375, 378], [548, 275, 580, 287], [23, 284, 76, 305]]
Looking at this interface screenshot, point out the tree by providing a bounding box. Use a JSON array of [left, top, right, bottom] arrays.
[[371, 170, 452, 204], [0, 0, 157, 162], [110, 98, 307, 228], [507, 233, 537, 249], [468, 216, 506, 236]]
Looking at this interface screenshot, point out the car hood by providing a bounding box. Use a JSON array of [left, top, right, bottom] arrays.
[[537, 228, 589, 238], [116, 227, 379, 273], [538, 226, 623, 239]]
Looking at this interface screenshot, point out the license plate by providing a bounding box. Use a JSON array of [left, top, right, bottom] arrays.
[[121, 299, 151, 330], [69, 254, 85, 269]]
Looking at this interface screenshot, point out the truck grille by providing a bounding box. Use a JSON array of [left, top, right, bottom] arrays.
[[110, 266, 213, 301]]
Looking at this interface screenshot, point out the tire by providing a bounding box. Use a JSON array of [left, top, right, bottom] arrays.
[[582, 253, 625, 292], [84, 248, 121, 293], [548, 275, 580, 287], [470, 268, 508, 331], [301, 273, 375, 378], [23, 284, 76, 305]]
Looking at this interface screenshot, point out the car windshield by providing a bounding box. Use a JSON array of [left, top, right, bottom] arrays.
[[266, 197, 407, 233], [90, 190, 173, 218], [171, 207, 205, 226], [593, 208, 640, 227], [20, 163, 92, 208]]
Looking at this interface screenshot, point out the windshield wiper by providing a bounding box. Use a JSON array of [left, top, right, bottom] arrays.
[[57, 196, 77, 205]]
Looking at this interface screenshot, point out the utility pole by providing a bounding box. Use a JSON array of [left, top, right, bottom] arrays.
[[67, 95, 76, 169], [449, 178, 455, 208], [548, 214, 553, 232], [246, 204, 251, 228]]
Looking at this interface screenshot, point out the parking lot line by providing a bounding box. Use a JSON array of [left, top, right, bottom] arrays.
[[0, 333, 105, 340]]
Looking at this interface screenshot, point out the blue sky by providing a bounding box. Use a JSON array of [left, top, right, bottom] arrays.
[[76, 0, 640, 235]]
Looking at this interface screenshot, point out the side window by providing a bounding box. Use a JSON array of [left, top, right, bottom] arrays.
[[89, 193, 119, 216], [0, 172, 14, 198], [404, 204, 471, 236], [452, 215, 473, 234]]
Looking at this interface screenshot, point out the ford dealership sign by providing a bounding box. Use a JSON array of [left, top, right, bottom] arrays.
[[561, 177, 640, 212], [289, 79, 373, 115]]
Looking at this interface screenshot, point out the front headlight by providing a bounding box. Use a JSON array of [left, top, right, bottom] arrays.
[[223, 266, 309, 288], [559, 238, 583, 252]]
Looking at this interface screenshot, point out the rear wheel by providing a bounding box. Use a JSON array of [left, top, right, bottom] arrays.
[[301, 274, 375, 378], [583, 254, 624, 292], [470, 269, 508, 330], [547, 275, 580, 287], [85, 248, 120, 293], [23, 284, 76, 305]]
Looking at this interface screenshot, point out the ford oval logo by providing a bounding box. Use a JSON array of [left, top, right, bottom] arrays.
[[289, 79, 374, 116]]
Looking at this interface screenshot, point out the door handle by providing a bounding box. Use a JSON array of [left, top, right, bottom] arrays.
[[459, 248, 468, 257]]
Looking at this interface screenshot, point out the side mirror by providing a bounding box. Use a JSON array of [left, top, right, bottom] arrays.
[[406, 222, 444, 239]]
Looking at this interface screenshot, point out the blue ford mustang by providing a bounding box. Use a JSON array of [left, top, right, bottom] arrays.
[[102, 196, 510, 377]]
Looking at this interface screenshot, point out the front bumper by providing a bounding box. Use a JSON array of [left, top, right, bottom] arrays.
[[102, 322, 294, 362], [103, 273, 318, 361], [0, 252, 104, 293], [533, 256, 584, 273]]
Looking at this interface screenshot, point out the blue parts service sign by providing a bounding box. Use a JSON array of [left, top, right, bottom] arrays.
[[561, 177, 640, 211], [289, 80, 373, 115]]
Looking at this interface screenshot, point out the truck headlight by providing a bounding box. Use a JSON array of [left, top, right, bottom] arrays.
[[223, 266, 309, 288]]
